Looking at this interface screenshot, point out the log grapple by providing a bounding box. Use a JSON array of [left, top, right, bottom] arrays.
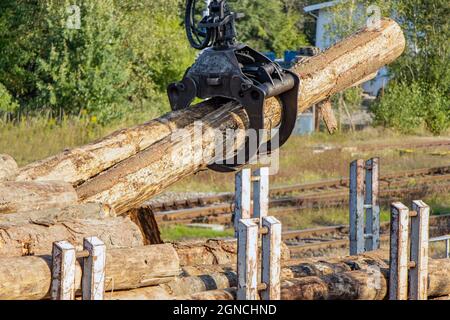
[[168, 0, 300, 172]]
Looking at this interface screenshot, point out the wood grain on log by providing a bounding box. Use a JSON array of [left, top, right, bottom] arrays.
[[0, 154, 18, 181], [174, 258, 450, 300], [0, 244, 180, 300], [75, 19, 406, 214], [173, 239, 290, 266], [0, 181, 78, 214], [0, 202, 116, 227], [0, 216, 144, 257]]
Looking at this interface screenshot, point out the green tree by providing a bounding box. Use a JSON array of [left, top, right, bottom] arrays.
[[324, 0, 449, 134], [228, 0, 309, 55], [0, 1, 134, 122]]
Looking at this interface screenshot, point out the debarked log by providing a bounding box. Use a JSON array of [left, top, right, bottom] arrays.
[[0, 215, 144, 257], [0, 181, 78, 214], [0, 244, 181, 300]]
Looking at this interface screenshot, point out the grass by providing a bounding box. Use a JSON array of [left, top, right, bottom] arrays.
[[160, 225, 234, 242]]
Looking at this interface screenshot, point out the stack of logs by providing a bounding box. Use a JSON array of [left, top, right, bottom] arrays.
[[3, 19, 449, 300]]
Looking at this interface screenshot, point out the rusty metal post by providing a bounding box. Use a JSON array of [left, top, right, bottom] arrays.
[[389, 202, 410, 300], [82, 237, 106, 300], [409, 201, 430, 300], [365, 158, 380, 251], [234, 168, 251, 236], [51, 240, 76, 300], [261, 216, 282, 300], [350, 159, 365, 255], [237, 218, 259, 300], [253, 167, 269, 223]]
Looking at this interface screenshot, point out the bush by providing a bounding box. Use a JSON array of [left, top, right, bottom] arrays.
[[372, 82, 449, 135], [0, 83, 18, 113]]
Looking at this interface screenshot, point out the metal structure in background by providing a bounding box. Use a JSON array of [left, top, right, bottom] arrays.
[[389, 201, 430, 300], [168, 0, 300, 173], [51, 237, 106, 300], [349, 158, 380, 255]]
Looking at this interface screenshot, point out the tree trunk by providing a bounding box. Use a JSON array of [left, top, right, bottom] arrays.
[[0, 181, 78, 214], [0, 216, 144, 257], [108, 271, 237, 300], [174, 258, 450, 300], [76, 19, 406, 214], [0, 154, 18, 181], [0, 202, 116, 226], [0, 244, 180, 300]]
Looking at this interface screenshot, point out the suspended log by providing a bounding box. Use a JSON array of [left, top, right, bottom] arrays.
[[0, 154, 18, 181], [0, 181, 78, 214], [77, 19, 405, 214], [16, 105, 217, 186], [0, 216, 144, 257], [0, 244, 180, 300]]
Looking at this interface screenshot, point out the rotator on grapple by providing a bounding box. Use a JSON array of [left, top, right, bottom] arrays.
[[168, 0, 300, 172]]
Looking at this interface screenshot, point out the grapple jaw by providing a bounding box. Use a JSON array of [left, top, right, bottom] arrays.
[[168, 0, 300, 173], [167, 45, 300, 172]]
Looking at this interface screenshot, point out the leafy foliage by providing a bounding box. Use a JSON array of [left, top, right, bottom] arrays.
[[228, 0, 309, 55]]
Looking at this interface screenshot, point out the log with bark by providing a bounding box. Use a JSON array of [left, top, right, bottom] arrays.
[[11, 19, 404, 214], [175, 258, 450, 300], [0, 181, 78, 214], [0, 215, 145, 257], [0, 154, 18, 181]]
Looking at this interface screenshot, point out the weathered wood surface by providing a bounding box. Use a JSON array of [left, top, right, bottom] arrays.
[[0, 216, 144, 257], [0, 154, 18, 181], [174, 239, 290, 266], [127, 207, 163, 245], [0, 244, 180, 300], [108, 271, 237, 300], [176, 258, 450, 300], [0, 181, 78, 214], [0, 202, 116, 227], [76, 19, 405, 214]]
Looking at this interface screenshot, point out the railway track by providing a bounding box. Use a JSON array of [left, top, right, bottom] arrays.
[[283, 214, 450, 256], [149, 165, 450, 225]]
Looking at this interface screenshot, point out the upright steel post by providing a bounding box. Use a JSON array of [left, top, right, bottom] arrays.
[[365, 158, 380, 251], [82, 237, 107, 300], [253, 167, 269, 223], [51, 241, 76, 300], [234, 168, 251, 235], [389, 202, 410, 300], [261, 216, 282, 300], [350, 159, 365, 255]]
